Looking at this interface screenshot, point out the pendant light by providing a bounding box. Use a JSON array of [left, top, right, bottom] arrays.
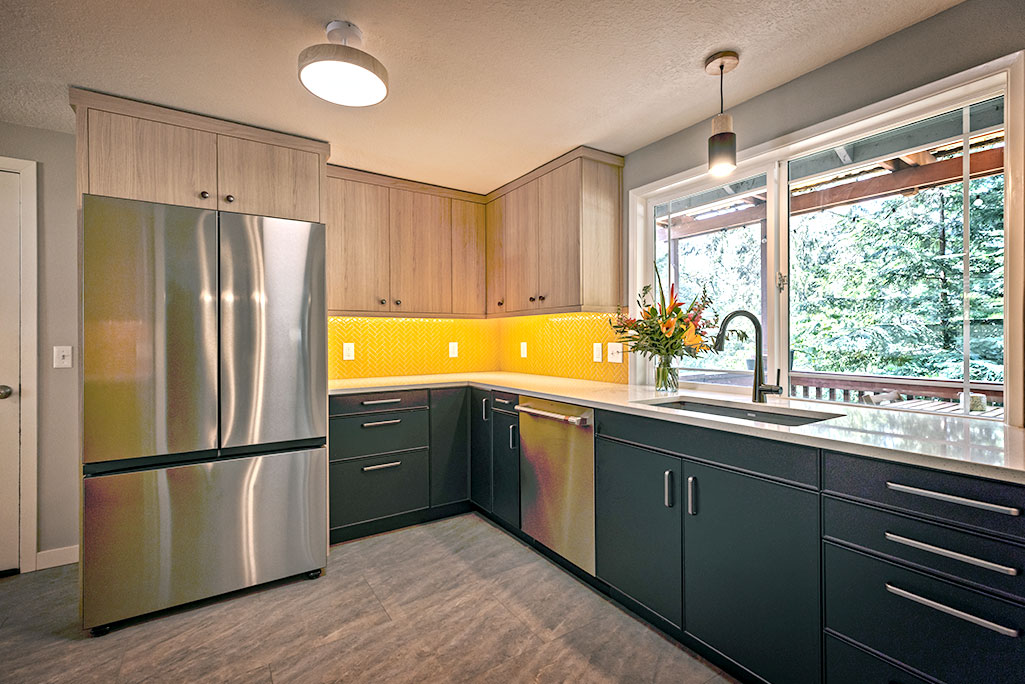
[[705, 51, 739, 177], [298, 21, 388, 107]]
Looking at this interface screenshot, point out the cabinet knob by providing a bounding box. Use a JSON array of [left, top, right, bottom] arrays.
[[394, 299, 402, 306], [379, 299, 387, 305], [529, 296, 536, 302], [225, 194, 235, 203], [538, 295, 546, 302], [497, 300, 504, 306], [199, 190, 210, 199]]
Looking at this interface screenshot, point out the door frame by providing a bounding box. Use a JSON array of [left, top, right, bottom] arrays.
[[1, 156, 38, 573]]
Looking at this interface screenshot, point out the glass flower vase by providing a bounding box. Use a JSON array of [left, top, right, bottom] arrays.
[[654, 356, 679, 392]]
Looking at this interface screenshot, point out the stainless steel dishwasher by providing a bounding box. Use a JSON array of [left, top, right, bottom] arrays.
[[516, 397, 595, 575]]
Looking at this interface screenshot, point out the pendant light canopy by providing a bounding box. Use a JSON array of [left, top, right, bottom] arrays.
[[298, 21, 388, 107], [705, 51, 739, 177]]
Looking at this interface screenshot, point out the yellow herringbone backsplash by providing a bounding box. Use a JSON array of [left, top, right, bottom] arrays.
[[328, 312, 629, 384]]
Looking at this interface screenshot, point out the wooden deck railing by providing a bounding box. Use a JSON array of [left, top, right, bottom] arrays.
[[789, 370, 1004, 405]]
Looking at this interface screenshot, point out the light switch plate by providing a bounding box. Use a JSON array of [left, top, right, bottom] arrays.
[[342, 342, 355, 361], [53, 345, 73, 369], [449, 341, 458, 358], [520, 342, 527, 358], [607, 342, 623, 364], [593, 342, 603, 363]]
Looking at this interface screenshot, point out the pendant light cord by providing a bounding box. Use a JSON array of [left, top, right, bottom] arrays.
[[719, 63, 725, 114]]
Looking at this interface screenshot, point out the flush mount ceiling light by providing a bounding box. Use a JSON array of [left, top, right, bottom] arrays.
[[705, 50, 739, 177], [298, 20, 388, 107]]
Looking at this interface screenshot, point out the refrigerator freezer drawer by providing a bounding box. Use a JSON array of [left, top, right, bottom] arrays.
[[81, 448, 327, 629]]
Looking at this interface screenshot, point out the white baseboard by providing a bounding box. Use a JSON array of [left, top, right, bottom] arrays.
[[35, 544, 79, 570]]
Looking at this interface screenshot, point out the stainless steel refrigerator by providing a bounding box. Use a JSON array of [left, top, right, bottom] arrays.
[[81, 195, 327, 633]]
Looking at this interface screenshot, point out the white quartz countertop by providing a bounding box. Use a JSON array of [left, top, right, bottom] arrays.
[[329, 372, 1025, 485]]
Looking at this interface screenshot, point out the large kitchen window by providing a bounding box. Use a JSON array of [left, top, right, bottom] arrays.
[[653, 174, 768, 387], [788, 97, 1005, 417], [641, 67, 1018, 422]]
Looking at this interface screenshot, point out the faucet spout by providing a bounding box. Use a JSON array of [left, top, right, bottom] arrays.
[[713, 310, 782, 403]]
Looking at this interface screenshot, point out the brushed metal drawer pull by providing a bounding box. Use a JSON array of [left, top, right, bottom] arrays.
[[885, 583, 1019, 637], [886, 481, 1021, 517], [885, 532, 1019, 576], [687, 476, 697, 515], [515, 404, 588, 426], [664, 470, 673, 508], [361, 419, 401, 428], [362, 398, 402, 406], [362, 461, 401, 472], [494, 398, 513, 405]]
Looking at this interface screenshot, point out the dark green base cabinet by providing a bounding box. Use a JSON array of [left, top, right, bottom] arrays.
[[491, 404, 520, 528], [469, 387, 492, 511], [329, 449, 430, 528], [825, 635, 930, 684], [595, 437, 682, 628], [684, 461, 821, 684]]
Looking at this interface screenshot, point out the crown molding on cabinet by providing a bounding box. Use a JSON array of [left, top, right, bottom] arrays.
[[325, 165, 487, 204], [483, 145, 624, 203], [68, 87, 330, 157]]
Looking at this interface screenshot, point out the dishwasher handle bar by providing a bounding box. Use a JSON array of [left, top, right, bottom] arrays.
[[514, 404, 589, 427]]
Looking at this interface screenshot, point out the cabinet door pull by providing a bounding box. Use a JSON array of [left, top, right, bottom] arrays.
[[361, 398, 401, 406], [886, 481, 1021, 516], [687, 476, 697, 515], [885, 583, 1019, 637], [363, 461, 401, 472], [664, 470, 673, 508], [884, 532, 1018, 576], [482, 397, 489, 421], [494, 398, 512, 405], [361, 419, 401, 428], [509, 424, 517, 450]]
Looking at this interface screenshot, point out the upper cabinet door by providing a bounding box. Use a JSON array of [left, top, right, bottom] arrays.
[[537, 159, 582, 309], [216, 135, 320, 222], [87, 110, 217, 209], [503, 180, 540, 312], [389, 189, 453, 314], [485, 197, 506, 315], [325, 178, 391, 313], [451, 199, 486, 315]]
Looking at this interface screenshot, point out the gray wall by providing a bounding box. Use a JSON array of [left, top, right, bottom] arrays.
[[625, 0, 1025, 195], [0, 121, 79, 553]]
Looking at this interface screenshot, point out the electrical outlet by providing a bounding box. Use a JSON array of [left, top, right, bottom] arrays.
[[593, 342, 603, 363], [53, 346, 73, 369], [520, 342, 528, 358], [607, 342, 623, 364], [342, 342, 355, 361], [449, 341, 458, 358]]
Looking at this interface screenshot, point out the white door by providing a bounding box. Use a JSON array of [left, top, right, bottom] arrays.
[[0, 170, 21, 572]]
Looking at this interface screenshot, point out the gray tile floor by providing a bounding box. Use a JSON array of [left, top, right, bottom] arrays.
[[0, 513, 734, 683]]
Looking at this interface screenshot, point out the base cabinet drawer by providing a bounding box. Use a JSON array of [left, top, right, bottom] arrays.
[[825, 635, 930, 684], [329, 450, 429, 529], [824, 496, 1025, 602], [329, 390, 429, 416], [825, 543, 1025, 684], [329, 409, 429, 459], [823, 451, 1025, 541]]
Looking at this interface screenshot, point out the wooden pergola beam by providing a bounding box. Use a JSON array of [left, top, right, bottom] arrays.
[[791, 147, 1004, 216], [668, 203, 767, 239]]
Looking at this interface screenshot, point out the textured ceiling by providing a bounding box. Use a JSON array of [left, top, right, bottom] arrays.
[[0, 0, 963, 193]]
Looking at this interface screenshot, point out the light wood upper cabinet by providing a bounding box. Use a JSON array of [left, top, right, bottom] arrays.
[[325, 178, 390, 313], [389, 189, 453, 314], [452, 200, 486, 315], [537, 158, 583, 309], [216, 136, 320, 222], [484, 149, 623, 316], [87, 110, 217, 209], [503, 180, 540, 313], [485, 197, 506, 315], [71, 88, 328, 224]]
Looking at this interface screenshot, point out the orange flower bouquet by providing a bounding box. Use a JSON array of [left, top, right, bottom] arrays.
[[610, 270, 722, 391]]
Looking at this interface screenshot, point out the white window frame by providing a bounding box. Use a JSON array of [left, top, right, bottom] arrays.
[[628, 51, 1025, 426]]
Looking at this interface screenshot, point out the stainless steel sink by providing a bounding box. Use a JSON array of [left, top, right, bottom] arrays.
[[638, 398, 842, 426]]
